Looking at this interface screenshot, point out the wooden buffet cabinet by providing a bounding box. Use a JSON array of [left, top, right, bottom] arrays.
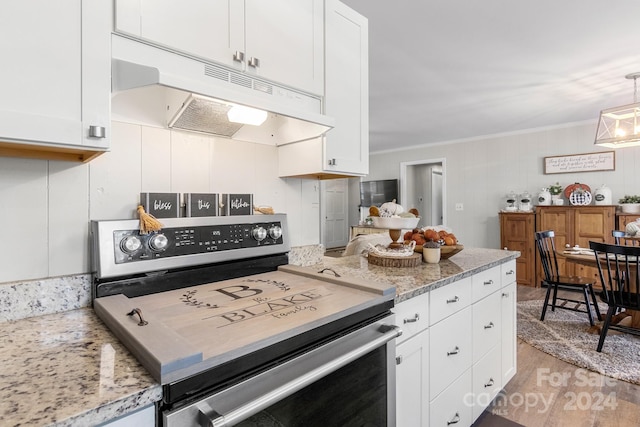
[[500, 206, 617, 288]]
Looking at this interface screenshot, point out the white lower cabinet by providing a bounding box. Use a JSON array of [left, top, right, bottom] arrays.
[[394, 259, 518, 426], [396, 329, 429, 427], [501, 281, 518, 386], [429, 306, 472, 398], [430, 369, 473, 427], [471, 344, 503, 420], [98, 405, 155, 427]]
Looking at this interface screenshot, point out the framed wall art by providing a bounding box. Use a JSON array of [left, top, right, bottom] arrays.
[[543, 151, 615, 174]]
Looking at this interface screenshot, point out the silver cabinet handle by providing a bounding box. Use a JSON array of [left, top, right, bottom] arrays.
[[484, 378, 495, 388], [484, 279, 494, 286], [248, 57, 260, 68], [502, 292, 509, 298], [403, 313, 420, 324], [328, 158, 337, 166], [89, 125, 106, 138], [447, 412, 460, 425], [199, 325, 402, 427], [446, 296, 459, 304], [447, 346, 460, 356], [396, 355, 403, 365], [506, 269, 515, 275], [233, 51, 244, 62], [484, 322, 495, 329]]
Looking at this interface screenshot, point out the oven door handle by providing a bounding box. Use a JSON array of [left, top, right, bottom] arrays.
[[198, 324, 402, 427]]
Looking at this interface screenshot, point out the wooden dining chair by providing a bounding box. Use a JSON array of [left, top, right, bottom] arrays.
[[535, 230, 601, 326], [589, 241, 640, 352], [612, 230, 640, 246]]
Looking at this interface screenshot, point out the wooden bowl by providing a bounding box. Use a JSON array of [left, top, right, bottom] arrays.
[[413, 244, 464, 259]]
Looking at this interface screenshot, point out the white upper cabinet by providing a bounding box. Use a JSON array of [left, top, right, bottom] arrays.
[[323, 0, 369, 176], [115, 0, 324, 95], [278, 0, 369, 179], [0, 0, 111, 161]]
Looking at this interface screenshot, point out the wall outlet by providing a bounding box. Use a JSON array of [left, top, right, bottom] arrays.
[[455, 203, 464, 211]]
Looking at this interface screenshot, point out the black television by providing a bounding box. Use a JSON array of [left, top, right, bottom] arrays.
[[360, 179, 398, 207]]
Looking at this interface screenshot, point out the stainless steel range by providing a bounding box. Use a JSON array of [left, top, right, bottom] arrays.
[[91, 214, 400, 427]]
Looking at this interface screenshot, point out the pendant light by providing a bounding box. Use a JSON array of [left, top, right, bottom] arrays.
[[594, 72, 640, 148]]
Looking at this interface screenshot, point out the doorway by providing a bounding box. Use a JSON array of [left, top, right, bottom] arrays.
[[400, 159, 446, 226], [320, 178, 349, 249]]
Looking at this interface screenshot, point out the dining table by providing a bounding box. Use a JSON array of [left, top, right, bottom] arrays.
[[560, 246, 640, 332]]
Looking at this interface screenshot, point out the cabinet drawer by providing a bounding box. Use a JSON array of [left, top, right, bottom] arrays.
[[429, 277, 471, 325], [472, 344, 502, 422], [430, 368, 472, 427], [472, 266, 501, 302], [393, 293, 429, 344], [501, 260, 517, 285], [429, 306, 472, 398], [472, 290, 502, 362]]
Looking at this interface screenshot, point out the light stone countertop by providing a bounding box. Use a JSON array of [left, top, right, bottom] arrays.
[[0, 308, 161, 427], [0, 246, 516, 426], [314, 247, 520, 303]]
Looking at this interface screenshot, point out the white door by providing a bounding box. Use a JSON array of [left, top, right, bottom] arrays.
[[321, 179, 349, 249]]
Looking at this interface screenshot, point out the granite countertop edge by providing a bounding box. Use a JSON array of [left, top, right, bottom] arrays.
[[0, 307, 162, 427], [315, 247, 520, 304]]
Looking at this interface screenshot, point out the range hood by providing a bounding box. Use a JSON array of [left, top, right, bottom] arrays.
[[111, 35, 334, 145]]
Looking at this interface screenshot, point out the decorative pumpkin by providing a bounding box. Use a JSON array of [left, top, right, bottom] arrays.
[[379, 199, 404, 216], [626, 221, 640, 236]]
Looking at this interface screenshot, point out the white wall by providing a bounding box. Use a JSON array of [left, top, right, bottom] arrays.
[[0, 121, 320, 284], [364, 121, 640, 249]]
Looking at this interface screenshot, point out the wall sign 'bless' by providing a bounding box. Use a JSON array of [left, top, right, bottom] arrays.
[[140, 192, 180, 218]]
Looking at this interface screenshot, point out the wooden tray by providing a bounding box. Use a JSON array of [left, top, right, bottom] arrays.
[[368, 252, 422, 267], [413, 244, 464, 259]]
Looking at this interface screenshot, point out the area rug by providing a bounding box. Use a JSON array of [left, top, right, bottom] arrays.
[[517, 300, 640, 385]]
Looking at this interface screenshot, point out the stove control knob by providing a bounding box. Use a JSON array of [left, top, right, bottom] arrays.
[[120, 235, 142, 254], [251, 226, 267, 241], [148, 233, 169, 251], [268, 225, 283, 240]]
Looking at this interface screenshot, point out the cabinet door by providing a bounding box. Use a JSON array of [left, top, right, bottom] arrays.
[[245, 0, 324, 94], [501, 282, 517, 386], [472, 344, 502, 421], [536, 207, 574, 278], [472, 291, 501, 362], [573, 206, 615, 247], [324, 0, 369, 175], [396, 329, 429, 427], [115, 0, 244, 71], [573, 206, 615, 286], [0, 0, 110, 150], [500, 213, 535, 287], [429, 306, 472, 398], [429, 369, 473, 427]]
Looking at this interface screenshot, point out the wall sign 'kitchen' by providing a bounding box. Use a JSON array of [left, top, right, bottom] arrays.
[[222, 193, 253, 216]]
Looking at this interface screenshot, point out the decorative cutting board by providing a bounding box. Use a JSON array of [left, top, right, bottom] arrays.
[[94, 267, 394, 384]]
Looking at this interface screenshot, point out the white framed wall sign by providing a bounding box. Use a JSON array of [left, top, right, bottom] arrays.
[[543, 151, 615, 174]]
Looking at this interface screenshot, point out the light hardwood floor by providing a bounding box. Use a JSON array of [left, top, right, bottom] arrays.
[[495, 285, 640, 427]]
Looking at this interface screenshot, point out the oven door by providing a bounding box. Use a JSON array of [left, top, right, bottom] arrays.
[[163, 315, 400, 427]]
